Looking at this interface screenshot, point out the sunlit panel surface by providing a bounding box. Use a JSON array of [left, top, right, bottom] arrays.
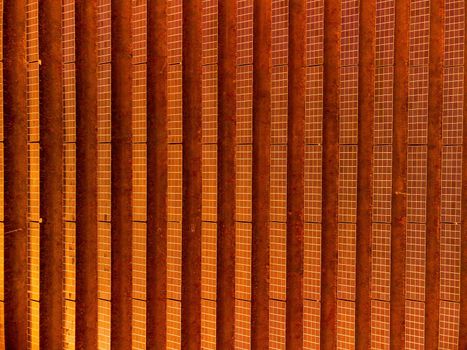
[[0, 0, 466, 348]]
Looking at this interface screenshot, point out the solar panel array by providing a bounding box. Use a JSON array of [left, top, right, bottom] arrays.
[[0, 0, 466, 348]]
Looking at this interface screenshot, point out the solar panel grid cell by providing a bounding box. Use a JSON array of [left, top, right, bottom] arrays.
[[370, 300, 390, 350], [63, 221, 76, 300], [132, 143, 147, 222], [97, 0, 111, 64], [62, 0, 75, 64], [272, 0, 288, 67], [201, 222, 217, 301], [132, 63, 147, 144], [444, 0, 464, 68], [304, 223, 321, 301], [132, 0, 147, 65], [132, 299, 146, 350], [376, 0, 394, 68], [168, 0, 182, 65], [0, 302, 4, 348], [374, 66, 393, 146], [305, 65, 323, 145], [167, 299, 181, 350], [202, 0, 217, 65], [303, 299, 320, 348], [132, 222, 146, 300], [306, 0, 323, 66], [371, 223, 391, 301], [26, 0, 39, 63], [168, 64, 182, 144], [63, 300, 75, 350], [304, 145, 321, 224]]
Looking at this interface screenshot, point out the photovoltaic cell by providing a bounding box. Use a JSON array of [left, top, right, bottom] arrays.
[[440, 223, 461, 302], [371, 223, 391, 301], [374, 66, 393, 145], [235, 222, 251, 301], [132, 143, 147, 222], [270, 145, 287, 223], [62, 0, 75, 64], [132, 0, 147, 65], [444, 0, 464, 67], [441, 146, 462, 224], [408, 66, 429, 145], [202, 144, 217, 220], [168, 0, 182, 65], [303, 300, 320, 348], [341, 0, 359, 67], [304, 223, 321, 301], [97, 0, 111, 64], [236, 145, 252, 223], [306, 0, 323, 66], [63, 221, 76, 300], [63, 300, 75, 350], [304, 145, 322, 224], [235, 299, 251, 349], [339, 66, 359, 146], [132, 63, 147, 143], [63, 144, 76, 223], [337, 299, 355, 349], [97, 222, 111, 300], [132, 299, 146, 350], [167, 299, 181, 350], [405, 300, 425, 349], [439, 301, 460, 349], [407, 146, 427, 224], [409, 0, 430, 67], [371, 300, 390, 350], [236, 65, 253, 145], [28, 300, 39, 349], [271, 66, 288, 145], [237, 0, 253, 66], [272, 0, 288, 67], [338, 145, 358, 224], [26, 0, 39, 63], [442, 67, 463, 146], [375, 0, 394, 67], [269, 300, 286, 350], [201, 222, 217, 301], [372, 145, 392, 223], [202, 65, 218, 145], [202, 0, 218, 65], [167, 218, 182, 301], [305, 65, 323, 145], [0, 302, 4, 348], [337, 223, 356, 301], [167, 144, 182, 223], [97, 299, 111, 350], [270, 222, 286, 301], [168, 64, 182, 144], [406, 223, 426, 301], [201, 299, 216, 349], [132, 222, 146, 300]]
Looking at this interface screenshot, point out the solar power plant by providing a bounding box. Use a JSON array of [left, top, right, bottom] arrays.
[[1, 0, 467, 348]]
